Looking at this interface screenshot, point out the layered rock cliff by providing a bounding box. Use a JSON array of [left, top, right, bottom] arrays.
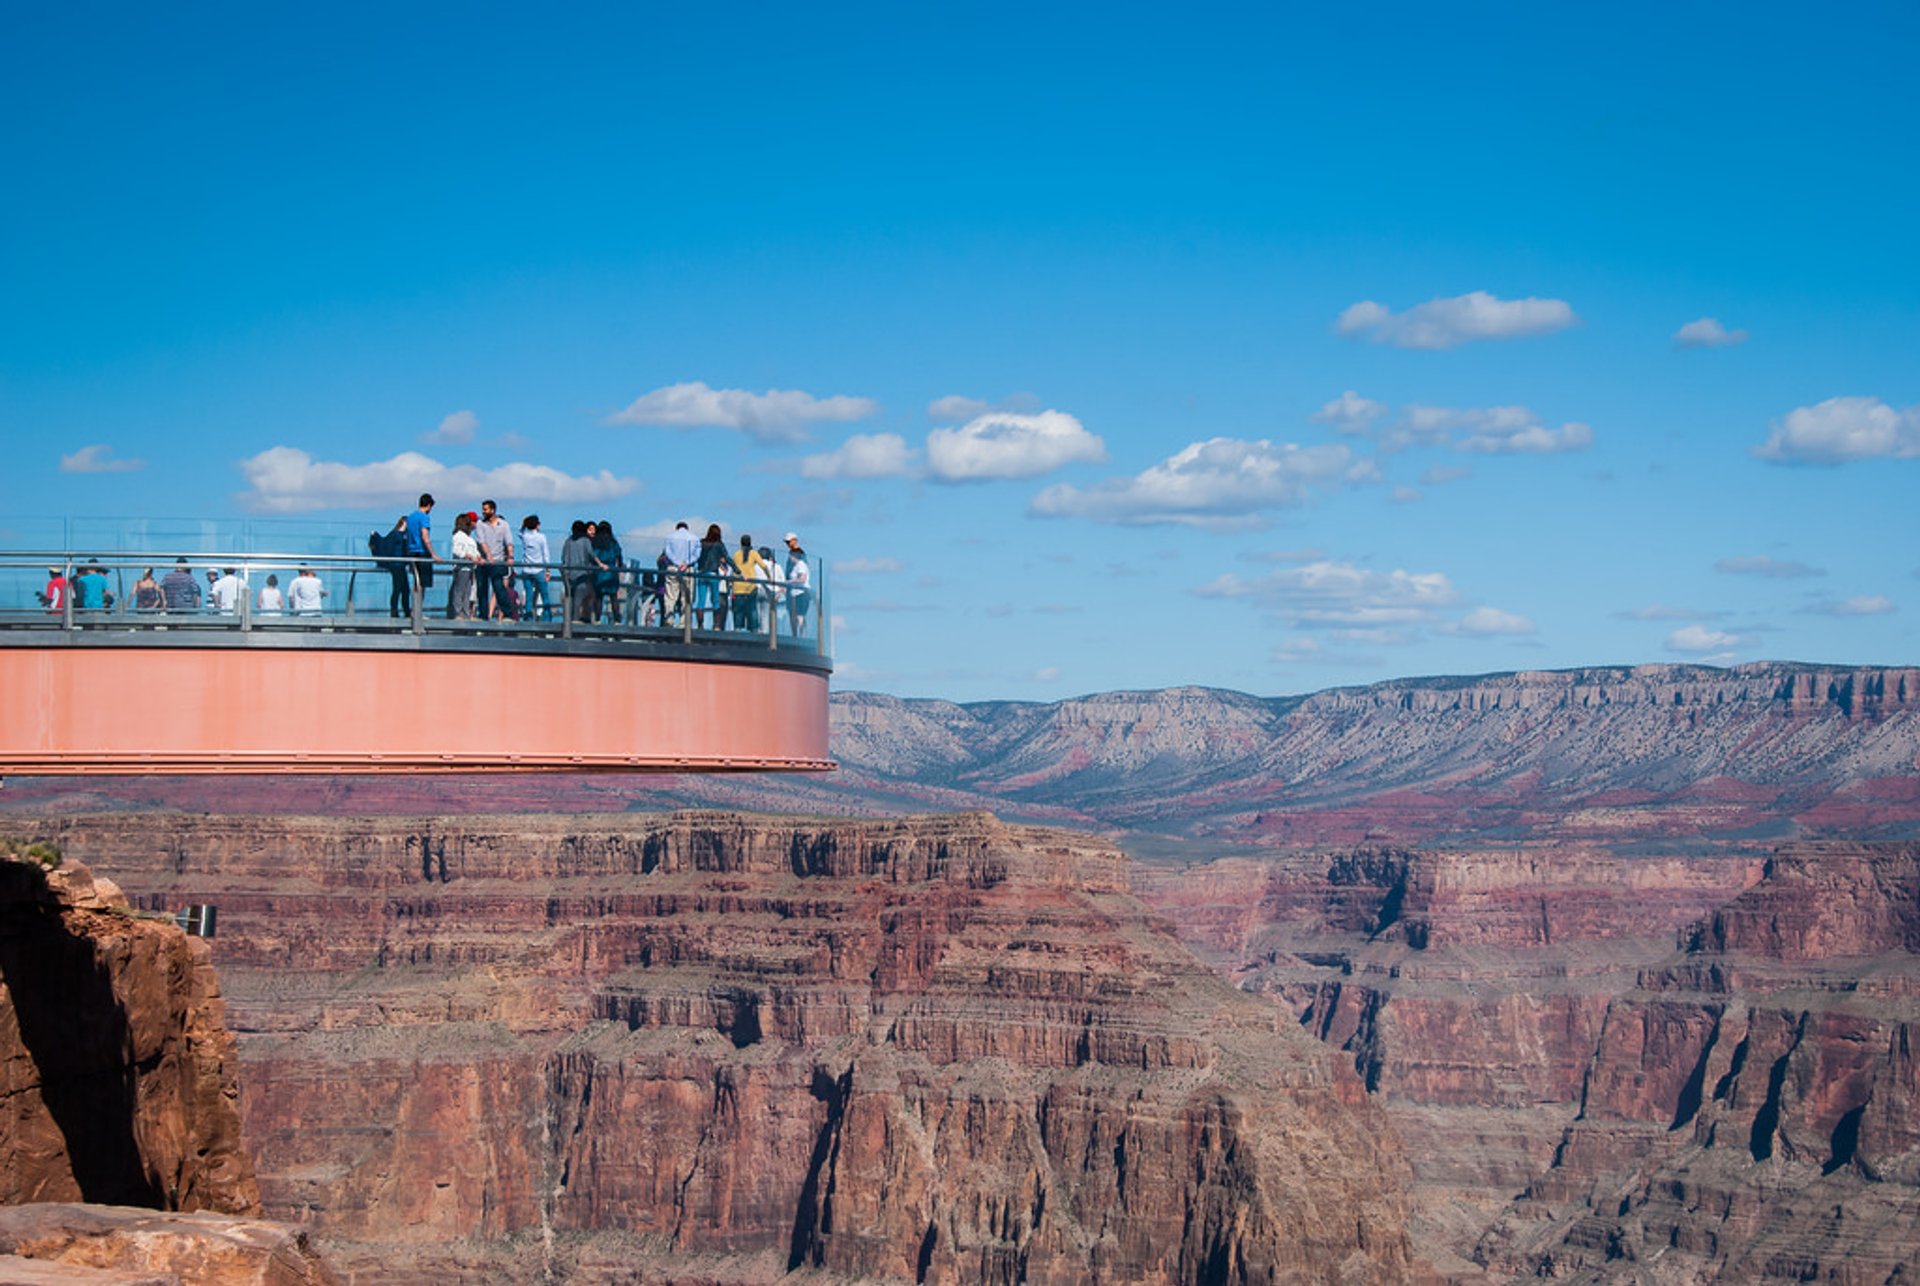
[[1476, 842, 1920, 1283], [48, 812, 1418, 1284], [0, 851, 257, 1215]]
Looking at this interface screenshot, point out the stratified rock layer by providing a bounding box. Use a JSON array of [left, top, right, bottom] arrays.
[[1477, 841, 1920, 1283], [0, 855, 257, 1215], [52, 812, 1417, 1284]]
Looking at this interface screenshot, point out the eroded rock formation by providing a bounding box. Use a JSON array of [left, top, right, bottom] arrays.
[[1477, 842, 1920, 1282], [49, 812, 1418, 1283], [0, 854, 257, 1216]]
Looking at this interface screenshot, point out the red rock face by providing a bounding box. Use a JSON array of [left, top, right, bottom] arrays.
[[0, 855, 258, 1217], [1475, 842, 1920, 1281], [1137, 845, 1769, 1271], [48, 812, 1417, 1283]]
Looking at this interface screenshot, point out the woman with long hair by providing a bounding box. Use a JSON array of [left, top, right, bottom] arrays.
[[694, 523, 730, 631]]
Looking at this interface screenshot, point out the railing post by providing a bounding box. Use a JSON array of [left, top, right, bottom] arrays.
[[238, 574, 252, 632], [61, 559, 73, 633], [411, 564, 424, 637], [561, 575, 572, 640], [768, 582, 777, 650]]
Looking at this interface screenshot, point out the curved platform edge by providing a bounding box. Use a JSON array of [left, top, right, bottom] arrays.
[[0, 754, 837, 775]]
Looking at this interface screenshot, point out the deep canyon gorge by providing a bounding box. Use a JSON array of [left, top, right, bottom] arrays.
[[3, 661, 1918, 1282]]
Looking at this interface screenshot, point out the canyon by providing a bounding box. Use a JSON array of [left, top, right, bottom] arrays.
[[30, 812, 1416, 1283], [1, 660, 1916, 1281]]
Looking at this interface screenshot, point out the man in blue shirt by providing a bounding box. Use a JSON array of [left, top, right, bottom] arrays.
[[404, 493, 437, 592], [661, 521, 699, 628]]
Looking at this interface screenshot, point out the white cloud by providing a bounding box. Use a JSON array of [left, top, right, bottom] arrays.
[[800, 433, 914, 480], [1753, 396, 1920, 464], [1311, 390, 1389, 433], [238, 447, 637, 514], [1030, 437, 1349, 527], [928, 395, 991, 422], [1335, 290, 1579, 350], [1804, 595, 1896, 617], [1673, 317, 1749, 349], [926, 409, 1106, 482], [1667, 624, 1743, 653], [1390, 485, 1422, 504], [1449, 606, 1537, 636], [1358, 403, 1591, 455], [1396, 404, 1591, 454], [422, 409, 479, 445], [1032, 666, 1062, 683], [59, 444, 144, 474], [835, 557, 903, 575], [1715, 555, 1824, 579], [1196, 560, 1460, 628], [606, 380, 878, 444]]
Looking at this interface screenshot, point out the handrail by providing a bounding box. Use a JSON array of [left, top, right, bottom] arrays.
[[0, 547, 829, 663]]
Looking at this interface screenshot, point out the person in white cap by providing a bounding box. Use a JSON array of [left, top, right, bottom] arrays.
[[782, 532, 811, 638]]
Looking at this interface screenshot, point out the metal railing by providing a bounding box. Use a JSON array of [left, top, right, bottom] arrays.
[[0, 548, 831, 661]]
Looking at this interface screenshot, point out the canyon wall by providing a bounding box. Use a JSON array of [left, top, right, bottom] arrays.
[[1140, 840, 1920, 1282], [41, 812, 1418, 1283]]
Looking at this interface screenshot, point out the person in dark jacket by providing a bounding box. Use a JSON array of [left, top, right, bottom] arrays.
[[561, 520, 597, 623], [591, 518, 623, 624], [694, 523, 731, 631]]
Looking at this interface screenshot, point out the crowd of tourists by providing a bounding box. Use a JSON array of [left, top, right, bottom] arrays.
[[40, 560, 328, 615], [33, 494, 816, 639], [374, 494, 813, 634]]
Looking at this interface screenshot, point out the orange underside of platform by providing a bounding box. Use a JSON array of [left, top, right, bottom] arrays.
[[0, 647, 832, 774]]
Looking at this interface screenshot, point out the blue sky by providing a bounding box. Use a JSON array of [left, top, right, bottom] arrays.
[[3, 3, 1915, 700]]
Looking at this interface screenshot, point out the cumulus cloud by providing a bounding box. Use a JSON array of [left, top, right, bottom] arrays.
[[799, 433, 915, 480], [606, 380, 878, 444], [59, 444, 144, 474], [926, 410, 1106, 482], [1715, 555, 1825, 579], [422, 409, 479, 445], [1752, 396, 1920, 464], [1311, 390, 1389, 433], [1335, 290, 1579, 350], [1196, 560, 1460, 628], [1390, 485, 1423, 504], [1398, 404, 1592, 454], [1673, 317, 1749, 349], [1667, 624, 1743, 653], [1030, 437, 1349, 527], [1347, 402, 1592, 455], [1803, 595, 1896, 617], [1447, 606, 1537, 636], [238, 447, 637, 514]]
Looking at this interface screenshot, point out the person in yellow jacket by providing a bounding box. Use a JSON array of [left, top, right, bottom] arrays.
[[730, 535, 765, 632]]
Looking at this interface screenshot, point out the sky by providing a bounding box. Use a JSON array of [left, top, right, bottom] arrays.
[[3, 3, 1915, 701]]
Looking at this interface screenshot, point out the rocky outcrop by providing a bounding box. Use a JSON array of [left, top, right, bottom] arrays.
[[50, 812, 1418, 1283], [0, 853, 257, 1216], [0, 1203, 335, 1285], [1473, 842, 1920, 1283]]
